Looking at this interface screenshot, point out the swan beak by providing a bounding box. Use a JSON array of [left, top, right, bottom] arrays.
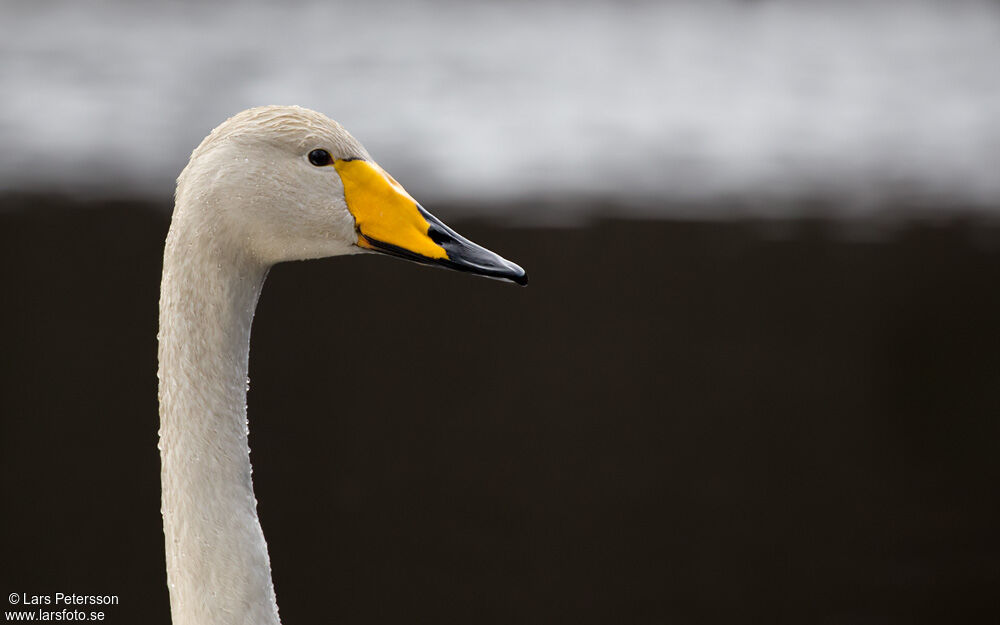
[[334, 158, 527, 285]]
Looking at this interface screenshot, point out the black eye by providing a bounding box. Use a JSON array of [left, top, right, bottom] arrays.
[[308, 149, 332, 167]]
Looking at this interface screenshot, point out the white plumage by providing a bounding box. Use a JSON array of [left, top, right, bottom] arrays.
[[158, 106, 524, 625]]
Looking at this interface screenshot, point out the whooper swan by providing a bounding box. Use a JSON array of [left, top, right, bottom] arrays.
[[157, 105, 526, 625]]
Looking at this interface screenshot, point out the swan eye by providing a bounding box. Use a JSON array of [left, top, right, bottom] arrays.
[[308, 149, 332, 167]]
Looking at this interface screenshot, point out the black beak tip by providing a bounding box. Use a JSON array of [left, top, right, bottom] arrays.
[[510, 268, 528, 286], [493, 258, 527, 286]]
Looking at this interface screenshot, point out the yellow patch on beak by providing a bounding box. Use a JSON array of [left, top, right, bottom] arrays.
[[334, 159, 448, 260]]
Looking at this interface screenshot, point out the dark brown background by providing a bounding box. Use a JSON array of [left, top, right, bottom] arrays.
[[2, 194, 999, 623]]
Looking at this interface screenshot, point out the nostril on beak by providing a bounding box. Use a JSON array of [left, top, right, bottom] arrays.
[[428, 226, 454, 247]]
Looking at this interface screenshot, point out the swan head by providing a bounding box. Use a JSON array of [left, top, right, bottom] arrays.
[[175, 105, 526, 285]]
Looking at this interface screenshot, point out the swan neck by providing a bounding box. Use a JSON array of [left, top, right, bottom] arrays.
[[158, 216, 279, 625]]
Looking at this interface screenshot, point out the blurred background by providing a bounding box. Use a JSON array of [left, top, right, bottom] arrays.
[[2, 0, 999, 623]]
